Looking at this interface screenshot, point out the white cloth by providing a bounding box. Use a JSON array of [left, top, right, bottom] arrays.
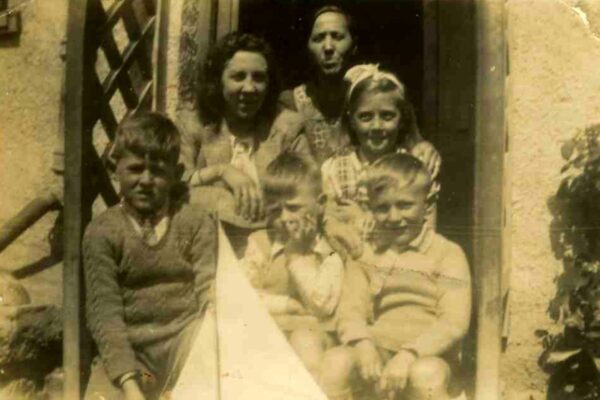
[[172, 225, 328, 400]]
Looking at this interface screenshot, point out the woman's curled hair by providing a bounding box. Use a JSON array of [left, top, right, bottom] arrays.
[[197, 32, 281, 125]]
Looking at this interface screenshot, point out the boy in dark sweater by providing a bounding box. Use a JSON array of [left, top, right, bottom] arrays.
[[83, 113, 218, 400]]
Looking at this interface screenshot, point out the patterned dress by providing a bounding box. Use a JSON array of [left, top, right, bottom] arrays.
[[292, 84, 351, 165]]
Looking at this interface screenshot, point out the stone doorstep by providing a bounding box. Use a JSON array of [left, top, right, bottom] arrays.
[[0, 304, 62, 367]]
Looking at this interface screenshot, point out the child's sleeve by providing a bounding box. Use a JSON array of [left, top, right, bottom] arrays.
[[402, 243, 472, 357], [83, 224, 137, 383], [190, 212, 219, 313], [240, 234, 292, 315], [286, 252, 344, 318], [336, 260, 374, 345]]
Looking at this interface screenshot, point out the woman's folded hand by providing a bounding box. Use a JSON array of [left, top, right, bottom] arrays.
[[220, 165, 264, 222]]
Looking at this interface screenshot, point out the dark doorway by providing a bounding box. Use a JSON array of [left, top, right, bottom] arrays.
[[238, 0, 424, 124], [238, 0, 476, 259]]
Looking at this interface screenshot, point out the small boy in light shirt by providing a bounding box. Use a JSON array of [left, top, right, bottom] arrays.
[[240, 152, 344, 380], [320, 153, 471, 400]]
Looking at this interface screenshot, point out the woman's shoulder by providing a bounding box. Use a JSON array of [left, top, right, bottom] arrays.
[[267, 108, 305, 140], [176, 107, 219, 142], [273, 107, 304, 127], [277, 89, 297, 112]]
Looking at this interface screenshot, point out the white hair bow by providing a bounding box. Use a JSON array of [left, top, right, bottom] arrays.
[[344, 64, 405, 100]]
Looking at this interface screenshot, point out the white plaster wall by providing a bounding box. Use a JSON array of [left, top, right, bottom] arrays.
[[504, 0, 600, 398], [0, 0, 67, 305]]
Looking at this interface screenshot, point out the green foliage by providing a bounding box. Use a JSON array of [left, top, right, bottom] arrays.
[[545, 124, 600, 347], [540, 124, 600, 398]]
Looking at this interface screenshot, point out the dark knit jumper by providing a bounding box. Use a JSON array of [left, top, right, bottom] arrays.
[[82, 204, 217, 382]]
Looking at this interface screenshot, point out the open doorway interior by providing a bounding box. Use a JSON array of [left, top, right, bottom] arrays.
[[238, 0, 424, 123]]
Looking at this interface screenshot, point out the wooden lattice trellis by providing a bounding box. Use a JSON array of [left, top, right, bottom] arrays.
[[63, 0, 168, 397], [90, 0, 165, 206]]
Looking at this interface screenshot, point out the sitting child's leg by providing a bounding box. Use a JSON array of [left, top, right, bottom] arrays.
[[405, 356, 451, 400], [318, 346, 357, 400], [288, 328, 325, 379], [126, 317, 202, 399], [85, 358, 127, 400]]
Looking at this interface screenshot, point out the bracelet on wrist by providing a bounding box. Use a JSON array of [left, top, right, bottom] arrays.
[[118, 371, 140, 387]]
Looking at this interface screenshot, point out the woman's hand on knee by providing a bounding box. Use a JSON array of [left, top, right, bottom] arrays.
[[355, 339, 382, 382], [379, 349, 417, 399], [220, 165, 264, 221]]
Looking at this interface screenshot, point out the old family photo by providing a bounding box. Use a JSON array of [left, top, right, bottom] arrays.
[[1, 0, 600, 399]]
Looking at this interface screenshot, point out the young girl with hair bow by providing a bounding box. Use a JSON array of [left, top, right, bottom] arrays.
[[321, 64, 441, 260]]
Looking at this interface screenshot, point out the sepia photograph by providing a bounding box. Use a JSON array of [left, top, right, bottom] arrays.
[[0, 0, 598, 399]]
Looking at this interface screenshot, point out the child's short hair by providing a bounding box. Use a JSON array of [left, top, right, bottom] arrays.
[[263, 152, 322, 201], [111, 112, 180, 165], [365, 152, 432, 202]]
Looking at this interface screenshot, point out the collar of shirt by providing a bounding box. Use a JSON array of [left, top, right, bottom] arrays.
[[229, 134, 256, 156], [120, 202, 170, 241], [269, 235, 334, 260], [364, 225, 434, 265], [406, 225, 434, 253], [361, 226, 435, 295]]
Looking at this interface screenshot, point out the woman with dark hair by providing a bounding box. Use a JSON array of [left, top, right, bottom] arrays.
[[178, 32, 310, 255], [279, 5, 356, 165], [320, 64, 441, 261]]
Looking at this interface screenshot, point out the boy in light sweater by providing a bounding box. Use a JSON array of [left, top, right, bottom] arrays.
[[321, 153, 471, 400], [83, 113, 217, 400]]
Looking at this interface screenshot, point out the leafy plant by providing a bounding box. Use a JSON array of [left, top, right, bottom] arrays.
[[540, 124, 600, 399]]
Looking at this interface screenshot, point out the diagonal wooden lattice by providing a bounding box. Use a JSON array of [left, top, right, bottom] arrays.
[[86, 0, 159, 206]]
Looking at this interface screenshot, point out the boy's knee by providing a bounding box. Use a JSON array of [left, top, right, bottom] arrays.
[[289, 328, 323, 349], [289, 328, 325, 374], [408, 356, 450, 391], [320, 346, 356, 383]]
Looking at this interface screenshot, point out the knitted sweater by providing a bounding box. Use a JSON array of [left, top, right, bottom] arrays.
[[82, 204, 218, 382], [337, 228, 471, 357]]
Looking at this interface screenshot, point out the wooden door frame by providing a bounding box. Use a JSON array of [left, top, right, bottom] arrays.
[[472, 1, 506, 399], [424, 1, 506, 399]]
